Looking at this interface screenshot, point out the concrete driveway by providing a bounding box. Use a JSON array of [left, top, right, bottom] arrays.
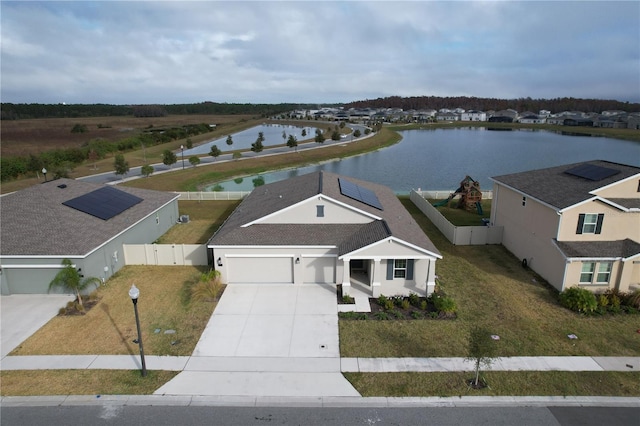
[[155, 284, 360, 397], [192, 284, 339, 358], [1, 294, 74, 358]]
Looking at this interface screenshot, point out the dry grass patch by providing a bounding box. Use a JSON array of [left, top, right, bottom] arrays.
[[1, 370, 177, 396], [156, 200, 240, 244], [339, 198, 640, 358], [345, 372, 640, 397], [10, 266, 218, 356]]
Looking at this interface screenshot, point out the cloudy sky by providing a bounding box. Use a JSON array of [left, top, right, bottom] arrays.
[[2, 1, 639, 105]]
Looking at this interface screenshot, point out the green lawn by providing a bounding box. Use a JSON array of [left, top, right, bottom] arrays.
[[339, 198, 640, 358], [429, 198, 491, 226]]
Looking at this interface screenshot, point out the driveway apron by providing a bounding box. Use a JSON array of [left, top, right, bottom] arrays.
[[155, 284, 360, 397]]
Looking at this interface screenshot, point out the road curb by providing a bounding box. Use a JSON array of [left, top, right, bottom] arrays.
[[2, 395, 639, 408]]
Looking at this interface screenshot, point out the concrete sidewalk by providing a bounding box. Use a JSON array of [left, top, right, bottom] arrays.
[[2, 355, 638, 372]]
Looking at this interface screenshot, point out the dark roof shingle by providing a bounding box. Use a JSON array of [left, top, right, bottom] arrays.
[[492, 160, 640, 210], [555, 239, 640, 259], [1, 179, 178, 256], [209, 171, 440, 257]]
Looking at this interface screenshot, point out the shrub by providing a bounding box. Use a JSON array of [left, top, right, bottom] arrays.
[[624, 289, 640, 309], [374, 311, 391, 320], [390, 309, 404, 319], [383, 299, 395, 311], [400, 299, 411, 310], [410, 311, 422, 319], [420, 300, 428, 311], [377, 295, 388, 307], [433, 295, 457, 314], [408, 292, 420, 306], [191, 270, 223, 302], [559, 287, 597, 314], [342, 294, 354, 304]]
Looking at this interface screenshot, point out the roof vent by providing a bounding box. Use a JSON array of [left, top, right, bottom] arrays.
[[57, 184, 67, 189]]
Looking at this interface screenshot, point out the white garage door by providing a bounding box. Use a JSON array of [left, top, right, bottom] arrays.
[[303, 257, 336, 283], [227, 257, 293, 283]]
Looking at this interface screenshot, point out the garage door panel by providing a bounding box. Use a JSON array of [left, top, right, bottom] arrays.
[[304, 257, 336, 283], [228, 257, 293, 283]]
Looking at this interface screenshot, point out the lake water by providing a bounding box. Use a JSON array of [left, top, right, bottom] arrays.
[[206, 128, 640, 193], [183, 123, 319, 155]]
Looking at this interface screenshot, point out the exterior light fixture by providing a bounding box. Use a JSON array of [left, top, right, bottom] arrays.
[[217, 257, 223, 267], [128, 284, 147, 377], [42, 168, 47, 182]]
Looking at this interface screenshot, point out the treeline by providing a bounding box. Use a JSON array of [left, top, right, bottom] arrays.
[[0, 102, 307, 120], [344, 96, 640, 113], [0, 123, 213, 181]]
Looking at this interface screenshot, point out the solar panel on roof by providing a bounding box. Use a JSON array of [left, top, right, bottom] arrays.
[[564, 164, 620, 181], [338, 178, 383, 210], [62, 187, 143, 220]]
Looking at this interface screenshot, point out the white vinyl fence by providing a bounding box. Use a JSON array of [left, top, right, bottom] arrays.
[[174, 191, 249, 201], [410, 190, 503, 246], [124, 244, 208, 266]]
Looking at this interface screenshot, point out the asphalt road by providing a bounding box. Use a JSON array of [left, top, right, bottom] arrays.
[[2, 406, 639, 426], [79, 123, 371, 185]]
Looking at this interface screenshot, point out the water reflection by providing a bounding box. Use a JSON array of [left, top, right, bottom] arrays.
[[206, 128, 639, 193]]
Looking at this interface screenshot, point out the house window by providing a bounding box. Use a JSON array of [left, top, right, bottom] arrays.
[[582, 214, 598, 233], [316, 205, 324, 217], [579, 262, 595, 283], [580, 262, 612, 285], [596, 262, 612, 284], [576, 213, 603, 234], [394, 259, 407, 278]]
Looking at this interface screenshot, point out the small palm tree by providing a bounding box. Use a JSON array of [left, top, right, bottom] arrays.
[[49, 259, 101, 310]]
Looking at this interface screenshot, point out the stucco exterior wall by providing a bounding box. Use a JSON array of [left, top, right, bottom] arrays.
[[258, 197, 374, 225], [492, 183, 566, 289], [592, 175, 640, 198], [558, 202, 638, 242]]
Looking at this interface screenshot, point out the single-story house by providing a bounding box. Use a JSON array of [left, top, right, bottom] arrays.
[[490, 160, 640, 293], [0, 179, 179, 294], [208, 171, 442, 297]]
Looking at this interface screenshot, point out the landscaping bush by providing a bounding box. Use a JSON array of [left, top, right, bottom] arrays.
[[559, 287, 597, 314], [408, 292, 420, 307], [342, 294, 355, 304], [433, 294, 457, 314], [191, 270, 223, 302]]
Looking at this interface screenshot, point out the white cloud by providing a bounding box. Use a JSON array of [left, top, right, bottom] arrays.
[[1, 1, 638, 104]]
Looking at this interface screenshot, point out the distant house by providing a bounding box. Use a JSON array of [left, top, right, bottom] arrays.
[[208, 171, 442, 297], [519, 115, 546, 124], [0, 179, 179, 294], [460, 111, 487, 121], [488, 116, 513, 123], [564, 117, 594, 127], [490, 161, 640, 293], [436, 112, 459, 121]]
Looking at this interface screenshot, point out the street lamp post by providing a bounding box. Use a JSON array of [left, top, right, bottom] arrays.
[[128, 284, 147, 377], [180, 145, 185, 169], [42, 168, 47, 182]]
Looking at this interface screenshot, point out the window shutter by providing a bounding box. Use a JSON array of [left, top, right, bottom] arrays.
[[406, 259, 414, 280], [386, 260, 394, 280], [576, 214, 585, 234], [595, 214, 604, 234]]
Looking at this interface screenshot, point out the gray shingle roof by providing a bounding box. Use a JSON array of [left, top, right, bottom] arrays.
[[492, 160, 640, 210], [1, 179, 178, 256], [607, 198, 640, 210], [209, 171, 440, 257], [555, 239, 640, 259]]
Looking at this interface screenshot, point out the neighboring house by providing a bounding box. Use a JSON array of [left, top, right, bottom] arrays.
[[519, 115, 546, 124], [490, 160, 640, 293], [436, 112, 459, 121], [208, 171, 442, 297], [0, 179, 179, 294], [460, 111, 487, 121]]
